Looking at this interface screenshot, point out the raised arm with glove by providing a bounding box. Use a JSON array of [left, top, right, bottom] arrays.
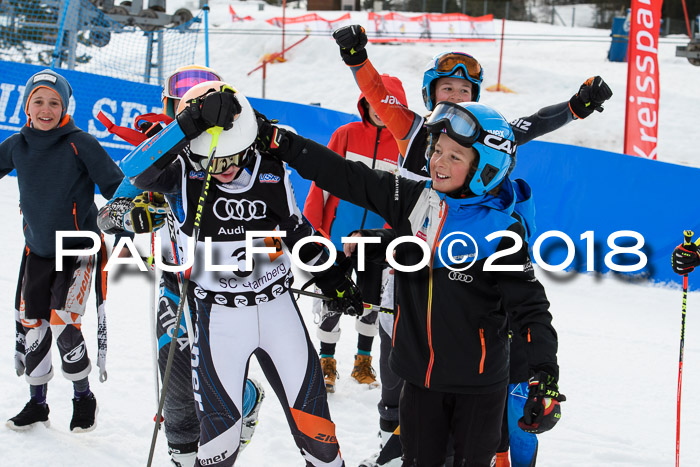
[[569, 76, 613, 119], [176, 88, 240, 140], [332, 24, 369, 66]]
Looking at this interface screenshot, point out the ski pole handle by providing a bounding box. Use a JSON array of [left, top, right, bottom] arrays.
[[684, 230, 694, 246]]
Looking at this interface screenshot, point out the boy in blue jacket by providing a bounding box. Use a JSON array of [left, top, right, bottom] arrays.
[[255, 101, 565, 467], [0, 69, 123, 432]]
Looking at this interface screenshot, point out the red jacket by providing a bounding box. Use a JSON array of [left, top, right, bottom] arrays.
[[303, 75, 407, 249]]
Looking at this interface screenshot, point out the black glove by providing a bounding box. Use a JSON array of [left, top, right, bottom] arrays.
[[315, 258, 364, 316], [176, 89, 241, 140], [569, 76, 613, 119], [673, 241, 700, 275], [333, 25, 368, 66], [518, 371, 566, 434], [254, 110, 294, 159]]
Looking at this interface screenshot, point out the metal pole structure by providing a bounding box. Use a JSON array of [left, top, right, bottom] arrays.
[[204, 3, 210, 67], [681, 0, 692, 38], [496, 17, 505, 91], [551, 3, 555, 25], [52, 0, 72, 69], [157, 30, 164, 86], [262, 62, 267, 99], [423, 0, 427, 14], [282, 0, 287, 60], [442, 0, 447, 14], [572, 7, 575, 28], [483, 0, 487, 16], [505, 1, 509, 21], [462, 0, 466, 15], [145, 32, 154, 83]]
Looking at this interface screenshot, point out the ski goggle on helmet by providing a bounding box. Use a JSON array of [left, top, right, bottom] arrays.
[[176, 81, 258, 175], [162, 65, 222, 118], [425, 101, 516, 196], [422, 52, 483, 111]]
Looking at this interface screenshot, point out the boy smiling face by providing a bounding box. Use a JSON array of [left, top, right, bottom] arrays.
[[429, 133, 477, 194], [27, 88, 63, 131]]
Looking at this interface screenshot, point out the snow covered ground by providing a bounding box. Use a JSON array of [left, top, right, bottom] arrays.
[[0, 1, 698, 466]]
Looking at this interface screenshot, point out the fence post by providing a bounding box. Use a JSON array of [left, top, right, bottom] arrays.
[[483, 0, 488, 16], [572, 7, 575, 27], [262, 62, 267, 99]]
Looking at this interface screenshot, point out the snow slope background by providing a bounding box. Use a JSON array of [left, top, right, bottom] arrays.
[[0, 1, 698, 466]]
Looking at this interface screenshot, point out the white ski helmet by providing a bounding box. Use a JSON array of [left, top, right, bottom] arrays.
[[177, 80, 258, 173]]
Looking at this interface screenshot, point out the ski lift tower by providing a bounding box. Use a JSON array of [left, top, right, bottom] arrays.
[[94, 0, 195, 82]]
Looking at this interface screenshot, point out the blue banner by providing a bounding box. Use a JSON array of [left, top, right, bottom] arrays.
[[512, 141, 700, 288], [0, 61, 357, 164]]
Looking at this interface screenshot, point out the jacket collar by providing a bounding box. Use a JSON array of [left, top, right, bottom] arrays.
[[20, 117, 79, 151]]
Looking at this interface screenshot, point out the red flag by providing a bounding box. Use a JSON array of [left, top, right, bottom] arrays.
[[624, 0, 663, 159], [229, 5, 240, 22]]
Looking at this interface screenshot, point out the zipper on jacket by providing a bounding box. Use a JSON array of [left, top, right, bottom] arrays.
[[72, 202, 80, 230], [479, 328, 486, 374], [392, 304, 400, 347], [360, 127, 383, 230], [424, 199, 448, 388]]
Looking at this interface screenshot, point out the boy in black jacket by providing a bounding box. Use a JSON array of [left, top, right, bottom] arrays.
[[1, 69, 124, 432], [256, 100, 565, 466]]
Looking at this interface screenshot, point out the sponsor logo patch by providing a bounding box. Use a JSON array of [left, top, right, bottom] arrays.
[[64, 342, 86, 363], [259, 173, 281, 183]]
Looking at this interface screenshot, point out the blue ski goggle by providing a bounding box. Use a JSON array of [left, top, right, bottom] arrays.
[[426, 101, 515, 156]]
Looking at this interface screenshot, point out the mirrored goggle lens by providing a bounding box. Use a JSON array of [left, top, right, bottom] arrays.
[[426, 102, 481, 146], [435, 53, 482, 82], [205, 148, 252, 174], [166, 70, 221, 99]]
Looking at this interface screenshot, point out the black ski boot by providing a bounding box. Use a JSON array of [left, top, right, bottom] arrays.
[[6, 399, 50, 431], [70, 392, 98, 433]]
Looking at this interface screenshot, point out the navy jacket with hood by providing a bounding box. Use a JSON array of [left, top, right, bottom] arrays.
[[0, 118, 123, 257]]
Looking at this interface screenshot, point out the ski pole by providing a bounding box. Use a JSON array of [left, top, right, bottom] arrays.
[[146, 125, 223, 467], [676, 229, 693, 467], [147, 193, 162, 427], [290, 287, 394, 315]]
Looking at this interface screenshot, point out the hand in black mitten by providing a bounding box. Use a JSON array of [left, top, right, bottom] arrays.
[[673, 239, 700, 275], [254, 109, 294, 158], [332, 25, 369, 66], [569, 76, 613, 119], [518, 371, 566, 434], [177, 89, 241, 140], [315, 258, 364, 316]]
